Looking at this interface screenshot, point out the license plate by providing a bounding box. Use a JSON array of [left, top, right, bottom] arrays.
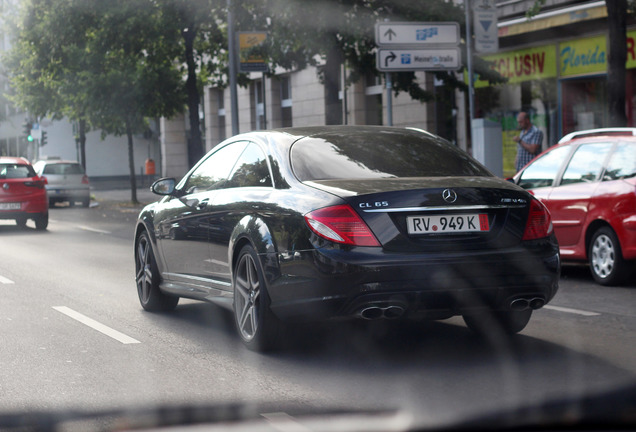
[[407, 214, 490, 234], [0, 202, 21, 210]]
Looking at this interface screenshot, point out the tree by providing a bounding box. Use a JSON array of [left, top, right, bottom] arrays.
[[82, 0, 185, 203], [235, 0, 499, 125], [4, 0, 100, 170], [158, 0, 226, 166], [606, 0, 628, 127], [4, 0, 185, 203]]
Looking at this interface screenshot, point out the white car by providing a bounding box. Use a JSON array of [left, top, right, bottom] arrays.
[[33, 159, 91, 207]]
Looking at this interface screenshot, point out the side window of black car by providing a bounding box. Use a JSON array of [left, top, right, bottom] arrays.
[[184, 141, 247, 194], [604, 142, 636, 181], [225, 143, 272, 188], [559, 142, 612, 186], [517, 145, 571, 189]]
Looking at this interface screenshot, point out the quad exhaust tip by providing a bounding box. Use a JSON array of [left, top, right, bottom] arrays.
[[359, 305, 406, 320], [510, 297, 545, 311]]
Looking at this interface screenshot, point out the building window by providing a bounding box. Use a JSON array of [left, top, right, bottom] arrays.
[[251, 80, 266, 130], [365, 73, 383, 125], [281, 75, 292, 127], [217, 89, 226, 141]]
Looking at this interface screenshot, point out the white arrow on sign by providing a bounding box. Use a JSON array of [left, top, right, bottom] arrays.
[[376, 48, 462, 71], [375, 22, 460, 46]]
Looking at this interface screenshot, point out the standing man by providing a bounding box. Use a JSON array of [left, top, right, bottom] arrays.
[[514, 111, 543, 172]]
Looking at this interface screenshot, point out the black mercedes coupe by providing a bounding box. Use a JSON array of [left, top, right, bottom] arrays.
[[134, 126, 560, 351]]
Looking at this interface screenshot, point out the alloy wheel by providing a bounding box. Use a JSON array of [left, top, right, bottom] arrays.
[[136, 235, 153, 304], [591, 233, 615, 279], [234, 253, 261, 342]]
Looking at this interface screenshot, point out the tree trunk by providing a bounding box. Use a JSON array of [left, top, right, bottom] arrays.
[[183, 25, 203, 167], [126, 118, 138, 204], [78, 118, 87, 172], [606, 0, 627, 127]]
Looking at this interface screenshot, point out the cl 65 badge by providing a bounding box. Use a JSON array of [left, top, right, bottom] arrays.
[[359, 201, 389, 208]]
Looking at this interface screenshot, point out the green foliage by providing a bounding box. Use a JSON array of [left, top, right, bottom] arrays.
[[3, 0, 185, 136], [233, 0, 499, 103]]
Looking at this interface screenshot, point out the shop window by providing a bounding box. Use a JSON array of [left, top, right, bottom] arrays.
[[365, 73, 383, 125], [561, 77, 607, 136]]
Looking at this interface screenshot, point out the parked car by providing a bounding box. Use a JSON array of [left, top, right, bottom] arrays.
[[33, 159, 90, 207], [0, 156, 49, 230], [513, 128, 636, 286], [134, 126, 560, 351]]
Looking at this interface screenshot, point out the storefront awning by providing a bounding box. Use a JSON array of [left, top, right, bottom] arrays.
[[498, 1, 607, 37]]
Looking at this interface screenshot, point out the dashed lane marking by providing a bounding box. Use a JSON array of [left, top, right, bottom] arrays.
[[0, 275, 15, 284], [544, 305, 600, 317], [52, 306, 141, 344], [77, 225, 112, 235]]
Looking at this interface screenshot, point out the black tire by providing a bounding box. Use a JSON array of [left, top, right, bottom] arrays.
[[15, 217, 27, 229], [463, 308, 532, 336], [81, 198, 90, 208], [34, 213, 48, 231], [135, 231, 179, 312], [588, 226, 632, 286], [233, 244, 281, 351]]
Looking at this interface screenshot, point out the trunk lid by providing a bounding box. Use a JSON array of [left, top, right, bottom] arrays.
[[305, 177, 531, 251]]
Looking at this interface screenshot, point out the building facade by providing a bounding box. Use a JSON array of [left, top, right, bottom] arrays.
[[475, 0, 634, 176]]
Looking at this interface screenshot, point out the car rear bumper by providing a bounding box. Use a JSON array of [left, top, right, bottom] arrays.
[[0, 209, 48, 220], [0, 195, 48, 218], [46, 187, 90, 200], [267, 237, 560, 321]]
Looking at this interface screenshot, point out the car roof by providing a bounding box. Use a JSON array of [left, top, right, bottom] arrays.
[[36, 159, 80, 164], [558, 128, 636, 144], [0, 156, 31, 165]]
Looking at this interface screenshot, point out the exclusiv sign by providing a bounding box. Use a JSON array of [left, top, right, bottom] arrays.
[[473, 31, 636, 87]]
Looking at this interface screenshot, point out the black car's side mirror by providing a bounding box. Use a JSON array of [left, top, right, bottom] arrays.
[[151, 178, 176, 196]]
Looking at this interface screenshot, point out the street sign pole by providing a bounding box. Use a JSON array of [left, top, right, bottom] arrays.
[[386, 72, 393, 126], [384, 20, 393, 127], [465, 0, 476, 126]]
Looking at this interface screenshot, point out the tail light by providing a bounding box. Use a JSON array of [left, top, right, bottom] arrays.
[[81, 175, 89, 184], [522, 199, 553, 240], [25, 176, 47, 189], [305, 204, 380, 247]]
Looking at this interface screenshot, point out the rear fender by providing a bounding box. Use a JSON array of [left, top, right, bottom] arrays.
[[229, 215, 280, 287]]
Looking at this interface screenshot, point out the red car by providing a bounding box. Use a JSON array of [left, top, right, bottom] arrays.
[[0, 157, 49, 230], [513, 128, 636, 286]]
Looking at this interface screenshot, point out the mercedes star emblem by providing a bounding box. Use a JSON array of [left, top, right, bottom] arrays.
[[442, 188, 457, 203]]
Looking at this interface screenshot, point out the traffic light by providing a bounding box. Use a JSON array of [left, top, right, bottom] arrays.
[[41, 131, 47, 146], [22, 121, 33, 141]]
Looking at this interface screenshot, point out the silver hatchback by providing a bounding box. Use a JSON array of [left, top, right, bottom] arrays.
[[33, 160, 90, 207]]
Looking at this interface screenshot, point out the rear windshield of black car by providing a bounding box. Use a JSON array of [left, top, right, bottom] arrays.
[[290, 129, 492, 181]]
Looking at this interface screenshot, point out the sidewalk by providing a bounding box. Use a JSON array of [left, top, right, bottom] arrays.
[[90, 187, 157, 205]]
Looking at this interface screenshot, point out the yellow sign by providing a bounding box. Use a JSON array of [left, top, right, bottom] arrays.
[[559, 35, 606, 77], [475, 44, 556, 87], [238, 32, 268, 72], [473, 30, 636, 86]]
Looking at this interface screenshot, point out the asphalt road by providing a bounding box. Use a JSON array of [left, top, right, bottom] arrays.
[[1, 191, 635, 430]]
